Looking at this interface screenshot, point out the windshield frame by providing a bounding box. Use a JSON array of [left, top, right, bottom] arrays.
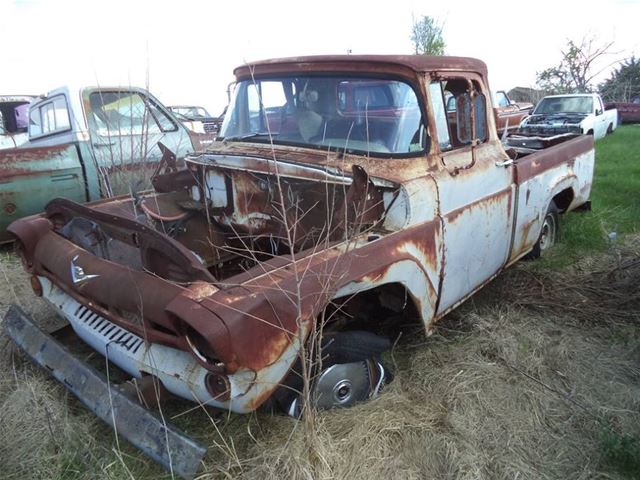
[[219, 73, 429, 159]]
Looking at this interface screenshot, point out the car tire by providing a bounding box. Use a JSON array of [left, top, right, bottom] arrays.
[[526, 201, 559, 259], [607, 123, 614, 135], [272, 331, 392, 417]]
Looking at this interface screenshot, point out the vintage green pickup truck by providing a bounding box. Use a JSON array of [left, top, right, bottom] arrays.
[[0, 86, 199, 242]]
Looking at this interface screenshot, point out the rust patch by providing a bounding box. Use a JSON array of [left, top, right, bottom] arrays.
[[445, 187, 512, 224]]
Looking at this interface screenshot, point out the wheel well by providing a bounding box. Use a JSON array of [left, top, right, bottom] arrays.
[[552, 188, 574, 213], [323, 283, 423, 339]]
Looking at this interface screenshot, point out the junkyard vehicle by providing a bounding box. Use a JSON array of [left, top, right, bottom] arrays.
[[605, 95, 640, 124], [168, 105, 223, 136], [519, 93, 617, 140], [0, 86, 196, 242], [5, 55, 595, 478], [0, 95, 35, 149], [493, 90, 533, 135], [170, 111, 217, 149]]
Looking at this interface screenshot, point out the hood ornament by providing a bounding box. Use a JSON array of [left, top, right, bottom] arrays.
[[71, 255, 99, 286]]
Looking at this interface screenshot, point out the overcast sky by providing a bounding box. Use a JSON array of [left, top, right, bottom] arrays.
[[1, 0, 638, 113]]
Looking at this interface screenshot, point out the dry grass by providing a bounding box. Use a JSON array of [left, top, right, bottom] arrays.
[[0, 238, 638, 479]]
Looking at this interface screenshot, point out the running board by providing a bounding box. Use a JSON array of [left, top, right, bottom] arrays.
[[3, 305, 206, 479]]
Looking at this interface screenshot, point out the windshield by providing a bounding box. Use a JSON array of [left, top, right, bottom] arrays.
[[219, 75, 426, 156], [534, 96, 593, 115], [173, 106, 210, 117]]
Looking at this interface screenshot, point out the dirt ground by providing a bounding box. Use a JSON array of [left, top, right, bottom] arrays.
[[0, 237, 639, 480]]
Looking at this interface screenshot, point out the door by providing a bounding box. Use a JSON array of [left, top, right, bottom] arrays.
[[0, 95, 87, 240], [428, 76, 516, 314], [84, 89, 191, 197]]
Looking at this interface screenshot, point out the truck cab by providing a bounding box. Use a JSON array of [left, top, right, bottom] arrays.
[[0, 86, 195, 241]]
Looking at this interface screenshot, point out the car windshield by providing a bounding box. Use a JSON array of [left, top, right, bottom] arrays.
[[219, 75, 426, 156], [534, 96, 593, 115]]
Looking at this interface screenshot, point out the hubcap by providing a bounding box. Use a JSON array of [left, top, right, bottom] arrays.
[[333, 380, 353, 403], [312, 361, 373, 410]]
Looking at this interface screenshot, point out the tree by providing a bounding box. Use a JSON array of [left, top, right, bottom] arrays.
[[410, 16, 445, 56], [536, 36, 617, 94], [599, 57, 640, 102]]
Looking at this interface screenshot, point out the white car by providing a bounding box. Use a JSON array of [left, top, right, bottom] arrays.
[[519, 93, 617, 140]]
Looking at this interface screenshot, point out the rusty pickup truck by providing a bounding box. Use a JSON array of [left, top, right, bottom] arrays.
[[5, 55, 594, 478], [0, 86, 199, 242], [493, 90, 533, 135], [606, 95, 640, 124]]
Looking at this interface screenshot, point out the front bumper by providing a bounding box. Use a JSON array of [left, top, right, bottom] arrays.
[[37, 276, 222, 405], [33, 276, 298, 413], [3, 304, 206, 479]]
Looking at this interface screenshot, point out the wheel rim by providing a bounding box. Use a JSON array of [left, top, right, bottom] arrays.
[[539, 214, 556, 251], [311, 361, 374, 410]]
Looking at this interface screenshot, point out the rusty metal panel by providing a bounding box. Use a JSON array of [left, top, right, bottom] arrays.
[[509, 137, 595, 262], [435, 140, 515, 314], [3, 305, 206, 479], [234, 55, 488, 79]]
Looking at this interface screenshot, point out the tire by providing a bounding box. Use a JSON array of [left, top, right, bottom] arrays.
[[526, 201, 559, 259], [607, 123, 614, 135], [271, 331, 392, 417]]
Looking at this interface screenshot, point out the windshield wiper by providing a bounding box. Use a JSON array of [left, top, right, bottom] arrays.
[[222, 132, 277, 142]]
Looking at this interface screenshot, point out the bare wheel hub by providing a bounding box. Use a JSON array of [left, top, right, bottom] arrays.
[[539, 214, 557, 251]]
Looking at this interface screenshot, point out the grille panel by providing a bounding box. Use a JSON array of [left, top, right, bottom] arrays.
[[71, 305, 144, 354]]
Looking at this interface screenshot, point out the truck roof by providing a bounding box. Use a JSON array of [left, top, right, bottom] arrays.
[[0, 95, 36, 103], [542, 93, 600, 99], [234, 55, 488, 79]]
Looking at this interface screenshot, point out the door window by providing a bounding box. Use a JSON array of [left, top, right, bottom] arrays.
[[429, 82, 451, 150], [429, 78, 488, 152], [495, 91, 510, 108], [29, 95, 71, 138]]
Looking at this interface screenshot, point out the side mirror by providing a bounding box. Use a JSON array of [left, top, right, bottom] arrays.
[[595, 108, 603, 116]]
